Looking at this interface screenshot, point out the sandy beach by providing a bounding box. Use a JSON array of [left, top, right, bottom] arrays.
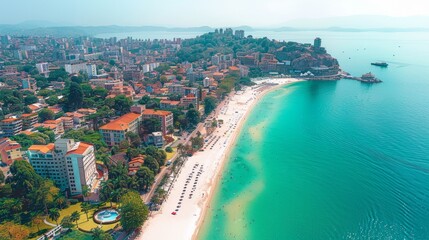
[[136, 78, 301, 240]]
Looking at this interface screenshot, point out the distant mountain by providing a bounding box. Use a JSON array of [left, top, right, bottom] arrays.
[[0, 16, 428, 37], [0, 25, 216, 37], [275, 15, 429, 29]]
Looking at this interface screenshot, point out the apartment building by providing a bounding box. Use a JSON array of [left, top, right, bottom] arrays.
[[0, 118, 23, 137], [142, 109, 173, 134], [28, 139, 97, 196], [0, 138, 23, 165], [99, 112, 142, 146]]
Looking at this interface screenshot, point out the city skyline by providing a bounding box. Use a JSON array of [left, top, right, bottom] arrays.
[[1, 0, 428, 27]]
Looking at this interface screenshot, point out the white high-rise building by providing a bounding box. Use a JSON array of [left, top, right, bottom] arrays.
[[28, 139, 97, 196], [203, 77, 210, 88], [65, 63, 98, 78], [86, 64, 97, 77], [36, 62, 49, 75]]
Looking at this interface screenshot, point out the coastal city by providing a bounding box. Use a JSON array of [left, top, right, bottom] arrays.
[[0, 28, 338, 240], [1, 1, 429, 239]]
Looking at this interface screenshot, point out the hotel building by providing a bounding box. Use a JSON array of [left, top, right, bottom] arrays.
[[28, 139, 97, 196]]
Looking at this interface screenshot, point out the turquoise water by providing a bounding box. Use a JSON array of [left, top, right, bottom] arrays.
[[95, 209, 119, 222], [199, 32, 429, 239]]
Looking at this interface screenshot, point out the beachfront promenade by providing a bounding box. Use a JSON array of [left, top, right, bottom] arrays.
[[135, 78, 299, 240]]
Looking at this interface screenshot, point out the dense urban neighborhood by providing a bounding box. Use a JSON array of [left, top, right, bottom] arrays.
[[0, 29, 339, 239]]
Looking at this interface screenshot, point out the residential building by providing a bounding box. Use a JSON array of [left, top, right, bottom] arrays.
[[235, 30, 245, 38], [36, 62, 49, 75], [203, 77, 211, 88], [21, 77, 37, 91], [28, 139, 97, 196], [99, 112, 142, 146], [314, 37, 322, 49], [180, 96, 198, 109], [168, 84, 185, 96], [0, 138, 23, 165], [142, 109, 173, 134], [128, 155, 144, 175], [145, 132, 164, 148], [0, 118, 23, 137], [60, 117, 74, 130], [43, 119, 65, 135], [21, 113, 38, 130], [65, 63, 96, 76], [160, 100, 180, 110]]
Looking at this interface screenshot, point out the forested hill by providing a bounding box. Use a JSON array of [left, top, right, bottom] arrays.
[[176, 31, 339, 72]]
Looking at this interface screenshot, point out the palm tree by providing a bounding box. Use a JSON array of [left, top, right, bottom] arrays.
[[82, 186, 90, 201], [177, 143, 185, 157], [55, 196, 67, 209], [81, 202, 91, 221], [48, 208, 60, 225], [70, 211, 80, 228], [91, 227, 103, 239]]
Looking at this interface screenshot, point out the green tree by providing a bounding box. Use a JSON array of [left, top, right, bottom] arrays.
[[143, 156, 160, 173], [0, 170, 4, 184], [186, 108, 200, 127], [135, 167, 154, 192], [93, 87, 108, 98], [204, 96, 217, 115], [38, 108, 54, 122], [71, 75, 84, 84], [67, 82, 84, 111], [141, 118, 161, 134], [24, 95, 38, 105], [92, 227, 113, 240], [113, 95, 132, 115], [138, 95, 151, 105], [48, 208, 60, 225], [126, 132, 141, 148], [119, 191, 149, 231], [48, 69, 69, 82], [81, 83, 93, 97], [33, 216, 44, 232], [0, 222, 30, 240], [46, 95, 59, 106], [9, 160, 43, 197], [60, 215, 74, 228], [70, 211, 81, 228], [81, 202, 91, 221]]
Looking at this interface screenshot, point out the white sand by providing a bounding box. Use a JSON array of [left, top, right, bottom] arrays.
[[136, 78, 301, 240]]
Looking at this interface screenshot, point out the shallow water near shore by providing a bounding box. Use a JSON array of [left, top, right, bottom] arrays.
[[199, 32, 429, 239]]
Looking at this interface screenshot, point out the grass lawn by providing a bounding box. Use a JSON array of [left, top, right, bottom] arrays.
[[47, 202, 118, 232], [166, 147, 176, 160], [58, 229, 93, 240], [28, 220, 54, 239]]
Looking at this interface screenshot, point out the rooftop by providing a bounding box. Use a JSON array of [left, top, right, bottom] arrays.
[[67, 142, 92, 155], [142, 109, 172, 117], [99, 112, 141, 131], [28, 143, 55, 154]]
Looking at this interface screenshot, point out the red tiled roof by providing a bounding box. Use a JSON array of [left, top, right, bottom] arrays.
[[67, 142, 92, 155], [28, 143, 55, 154], [99, 112, 141, 131], [142, 109, 172, 117]]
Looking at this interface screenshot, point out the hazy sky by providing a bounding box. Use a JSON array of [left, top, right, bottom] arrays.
[[1, 0, 428, 27]]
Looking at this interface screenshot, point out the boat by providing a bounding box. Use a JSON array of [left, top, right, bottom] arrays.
[[371, 62, 388, 67]]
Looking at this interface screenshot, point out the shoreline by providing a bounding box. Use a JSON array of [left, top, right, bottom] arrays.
[[136, 78, 302, 240], [192, 79, 301, 240]]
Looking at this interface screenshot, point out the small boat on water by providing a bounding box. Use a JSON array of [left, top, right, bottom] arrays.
[[371, 62, 388, 67]]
